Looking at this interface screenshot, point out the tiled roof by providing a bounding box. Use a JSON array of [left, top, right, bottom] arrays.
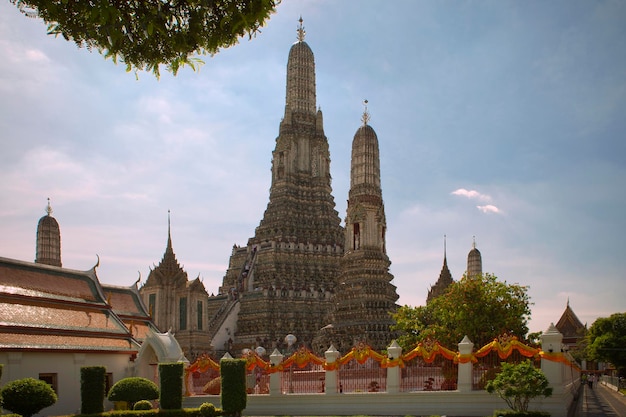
[[127, 321, 154, 341], [0, 332, 138, 351], [0, 257, 104, 303], [102, 285, 150, 317], [0, 301, 128, 334], [0, 256, 138, 353]]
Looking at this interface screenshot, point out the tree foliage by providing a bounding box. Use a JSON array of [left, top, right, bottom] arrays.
[[10, 0, 280, 77], [0, 377, 58, 417], [485, 360, 553, 412], [392, 273, 532, 349], [586, 312, 626, 374]]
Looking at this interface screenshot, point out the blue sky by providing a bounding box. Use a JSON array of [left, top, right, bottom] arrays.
[[1, 0, 624, 336]]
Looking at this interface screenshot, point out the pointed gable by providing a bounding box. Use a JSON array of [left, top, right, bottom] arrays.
[[555, 301, 585, 339], [144, 226, 188, 289]]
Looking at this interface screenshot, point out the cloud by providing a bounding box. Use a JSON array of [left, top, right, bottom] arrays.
[[477, 205, 501, 214], [451, 188, 492, 202], [451, 189, 501, 214]]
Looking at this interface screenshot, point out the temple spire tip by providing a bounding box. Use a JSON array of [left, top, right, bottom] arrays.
[[297, 16, 306, 42], [46, 197, 52, 216], [361, 99, 370, 125]]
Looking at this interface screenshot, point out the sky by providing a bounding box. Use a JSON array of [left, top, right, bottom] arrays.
[[1, 0, 624, 336]]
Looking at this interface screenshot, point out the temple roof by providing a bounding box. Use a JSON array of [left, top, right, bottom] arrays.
[[0, 256, 139, 353], [555, 300, 586, 338], [0, 256, 105, 304], [102, 282, 158, 341]]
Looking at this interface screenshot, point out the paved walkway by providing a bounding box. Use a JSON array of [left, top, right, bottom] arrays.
[[576, 383, 626, 417]]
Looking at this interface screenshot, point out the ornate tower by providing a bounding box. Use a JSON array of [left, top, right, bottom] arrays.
[[315, 105, 399, 353], [426, 236, 454, 303], [140, 212, 211, 359], [213, 19, 344, 352], [467, 237, 482, 278], [35, 198, 62, 267]]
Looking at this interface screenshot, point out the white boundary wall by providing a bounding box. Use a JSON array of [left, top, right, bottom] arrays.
[[184, 326, 581, 417]]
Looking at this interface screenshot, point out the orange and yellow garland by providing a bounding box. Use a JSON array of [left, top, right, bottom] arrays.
[[184, 335, 578, 380]]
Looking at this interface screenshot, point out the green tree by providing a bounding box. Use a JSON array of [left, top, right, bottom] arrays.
[[392, 273, 532, 349], [107, 377, 159, 409], [486, 360, 553, 412], [0, 377, 58, 417], [10, 0, 279, 77], [586, 312, 626, 375]]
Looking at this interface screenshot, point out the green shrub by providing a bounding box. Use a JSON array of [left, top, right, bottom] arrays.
[[220, 359, 247, 417], [493, 410, 551, 417], [81, 366, 106, 414], [134, 399, 154, 410], [199, 402, 219, 417], [79, 408, 213, 417], [486, 360, 553, 412], [159, 362, 184, 410], [107, 377, 159, 409], [0, 377, 58, 417]]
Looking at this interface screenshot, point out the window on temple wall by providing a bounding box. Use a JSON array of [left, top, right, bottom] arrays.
[[382, 226, 386, 253], [353, 223, 360, 250], [148, 293, 156, 318], [197, 300, 203, 330], [179, 297, 187, 330], [105, 373, 113, 395], [277, 151, 285, 179], [39, 373, 58, 394]]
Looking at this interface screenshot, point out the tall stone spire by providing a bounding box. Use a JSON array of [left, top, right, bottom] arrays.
[[315, 106, 399, 353], [284, 17, 317, 118], [35, 198, 62, 267], [216, 19, 344, 351], [467, 236, 483, 278]]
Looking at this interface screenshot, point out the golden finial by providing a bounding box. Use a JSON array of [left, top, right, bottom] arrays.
[[297, 16, 306, 42], [361, 99, 371, 125], [45, 197, 52, 216]]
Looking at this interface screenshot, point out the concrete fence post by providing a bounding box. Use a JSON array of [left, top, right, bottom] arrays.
[[269, 349, 284, 396], [541, 323, 564, 394], [386, 340, 403, 393], [457, 335, 474, 392], [324, 345, 340, 395]]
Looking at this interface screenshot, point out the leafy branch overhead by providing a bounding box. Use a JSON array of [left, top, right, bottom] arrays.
[[10, 0, 280, 77]]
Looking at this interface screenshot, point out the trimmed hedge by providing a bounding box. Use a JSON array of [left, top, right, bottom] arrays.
[[107, 377, 159, 409], [493, 410, 551, 417], [81, 366, 107, 414], [0, 377, 58, 417], [159, 362, 184, 410], [133, 400, 154, 410], [199, 402, 218, 417], [74, 406, 222, 417], [220, 359, 246, 417]]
